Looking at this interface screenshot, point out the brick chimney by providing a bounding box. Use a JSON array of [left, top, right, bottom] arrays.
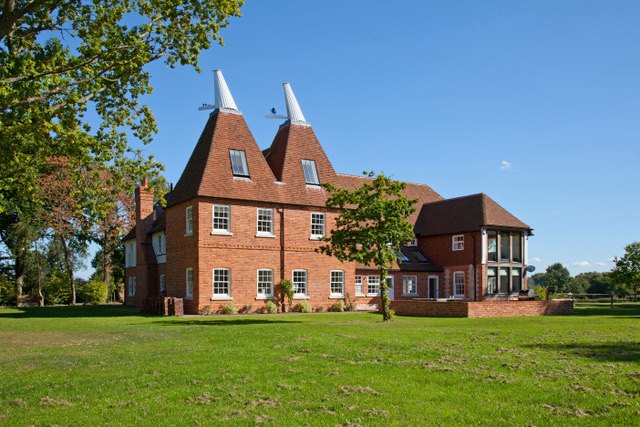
[[135, 178, 154, 224]]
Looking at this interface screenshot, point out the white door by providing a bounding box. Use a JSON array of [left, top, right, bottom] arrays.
[[386, 276, 394, 301]]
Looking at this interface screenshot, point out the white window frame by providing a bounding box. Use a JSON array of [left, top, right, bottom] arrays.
[[125, 242, 136, 268], [301, 159, 320, 185], [453, 235, 464, 251], [160, 274, 165, 294], [256, 208, 274, 236], [330, 270, 344, 297], [453, 271, 465, 298], [185, 268, 193, 299], [292, 269, 308, 297], [310, 212, 325, 239], [403, 275, 418, 295], [212, 204, 231, 234], [355, 275, 364, 296], [408, 237, 418, 247], [229, 149, 250, 178], [212, 268, 230, 298], [186, 206, 193, 235], [257, 268, 274, 298], [367, 275, 380, 296]]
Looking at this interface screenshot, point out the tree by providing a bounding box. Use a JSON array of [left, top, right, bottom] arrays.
[[611, 242, 640, 303], [541, 263, 571, 294], [0, 0, 244, 216], [318, 172, 417, 321]]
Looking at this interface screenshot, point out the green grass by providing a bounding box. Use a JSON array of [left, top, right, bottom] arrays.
[[0, 304, 639, 426]]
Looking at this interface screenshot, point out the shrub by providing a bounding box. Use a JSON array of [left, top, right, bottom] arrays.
[[278, 279, 294, 312], [314, 304, 325, 313], [222, 302, 238, 315], [0, 277, 16, 306], [264, 300, 277, 314], [239, 304, 253, 314], [78, 279, 107, 304], [294, 300, 312, 313], [329, 300, 346, 312], [43, 271, 72, 305], [199, 305, 212, 316], [345, 292, 355, 311], [534, 286, 556, 300]]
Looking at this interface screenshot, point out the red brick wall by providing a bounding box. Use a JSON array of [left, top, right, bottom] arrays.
[[391, 299, 574, 318]]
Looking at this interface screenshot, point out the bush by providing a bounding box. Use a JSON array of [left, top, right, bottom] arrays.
[[534, 286, 556, 300], [43, 271, 72, 305], [199, 305, 212, 316], [78, 279, 107, 304], [279, 279, 294, 312], [329, 300, 346, 312], [315, 304, 325, 312], [345, 292, 355, 311], [294, 300, 312, 313], [239, 304, 253, 314], [222, 302, 238, 315], [264, 300, 277, 314], [0, 277, 16, 306]]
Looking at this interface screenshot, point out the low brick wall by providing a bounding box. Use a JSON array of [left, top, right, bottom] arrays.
[[143, 297, 184, 316], [390, 299, 573, 318]]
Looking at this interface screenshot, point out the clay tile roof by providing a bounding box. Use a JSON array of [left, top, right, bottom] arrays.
[[166, 110, 281, 207], [122, 226, 136, 241], [336, 173, 443, 225], [263, 122, 338, 207], [414, 193, 530, 236], [148, 210, 166, 234]]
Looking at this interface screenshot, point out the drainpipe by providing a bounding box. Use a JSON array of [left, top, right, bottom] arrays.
[[279, 205, 286, 282], [472, 232, 477, 301]]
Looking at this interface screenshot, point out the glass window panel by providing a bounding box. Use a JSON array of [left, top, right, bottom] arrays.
[[355, 275, 363, 295], [257, 269, 273, 296], [512, 233, 522, 263], [311, 213, 325, 237], [213, 268, 230, 296], [487, 231, 497, 262], [229, 149, 249, 177], [330, 270, 344, 295], [499, 268, 510, 294], [257, 208, 273, 234], [301, 159, 320, 185], [487, 267, 498, 294], [367, 275, 380, 295], [512, 268, 522, 292], [213, 205, 230, 232], [292, 270, 307, 296], [500, 232, 510, 262], [403, 276, 417, 294]]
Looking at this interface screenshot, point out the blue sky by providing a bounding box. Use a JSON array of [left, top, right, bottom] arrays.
[[81, 1, 640, 278]]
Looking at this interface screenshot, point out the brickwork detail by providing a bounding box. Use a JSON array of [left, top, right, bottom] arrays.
[[391, 299, 574, 318]]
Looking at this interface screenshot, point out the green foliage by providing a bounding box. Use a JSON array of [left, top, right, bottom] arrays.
[[43, 270, 72, 305], [238, 304, 253, 314], [278, 279, 294, 311], [221, 302, 238, 315], [78, 279, 107, 304], [319, 172, 417, 321], [534, 286, 556, 300], [344, 292, 355, 312], [198, 305, 212, 316], [0, 276, 16, 305], [314, 304, 325, 313], [537, 263, 571, 293], [264, 300, 277, 314], [293, 300, 312, 313], [611, 242, 640, 298], [329, 300, 346, 312], [0, 0, 244, 215]]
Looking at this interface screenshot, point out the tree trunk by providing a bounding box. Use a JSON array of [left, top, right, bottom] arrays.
[[379, 268, 391, 321], [14, 255, 25, 305], [60, 235, 76, 305], [35, 241, 43, 307], [103, 230, 111, 302]]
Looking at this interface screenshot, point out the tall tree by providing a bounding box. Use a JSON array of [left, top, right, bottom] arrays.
[[611, 242, 640, 303], [541, 263, 571, 294], [0, 0, 243, 215], [318, 172, 417, 321]]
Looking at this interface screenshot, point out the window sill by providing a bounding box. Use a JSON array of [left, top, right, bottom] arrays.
[[293, 295, 310, 300], [355, 293, 365, 297], [211, 231, 233, 236], [210, 296, 232, 301], [309, 236, 324, 241], [184, 296, 193, 300], [255, 296, 275, 300], [255, 233, 275, 238], [402, 293, 418, 297], [184, 232, 193, 237], [329, 295, 344, 299], [367, 294, 380, 297], [233, 176, 252, 182]]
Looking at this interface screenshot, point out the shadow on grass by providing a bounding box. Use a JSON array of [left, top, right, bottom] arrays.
[[572, 303, 640, 318], [152, 317, 302, 327], [524, 341, 640, 363], [0, 304, 143, 319]]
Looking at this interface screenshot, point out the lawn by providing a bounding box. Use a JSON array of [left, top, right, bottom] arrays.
[[0, 304, 639, 426]]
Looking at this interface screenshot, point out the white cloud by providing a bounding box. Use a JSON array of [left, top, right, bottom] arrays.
[[606, 257, 616, 262], [595, 262, 606, 266], [499, 160, 512, 171], [531, 257, 542, 262], [571, 261, 591, 267]]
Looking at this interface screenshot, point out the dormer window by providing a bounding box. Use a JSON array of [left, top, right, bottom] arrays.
[[229, 149, 249, 177], [301, 159, 319, 185]]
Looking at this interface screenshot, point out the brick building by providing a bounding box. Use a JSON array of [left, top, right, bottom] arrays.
[[123, 70, 532, 314]]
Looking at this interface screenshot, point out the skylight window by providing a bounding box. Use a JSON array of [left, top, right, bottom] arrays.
[[301, 159, 319, 185], [410, 250, 429, 263], [229, 149, 249, 177], [395, 251, 410, 263]]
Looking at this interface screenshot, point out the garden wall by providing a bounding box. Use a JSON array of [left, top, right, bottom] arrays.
[[390, 299, 574, 318]]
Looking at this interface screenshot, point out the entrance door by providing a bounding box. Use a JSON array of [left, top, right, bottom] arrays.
[[428, 276, 438, 299], [386, 276, 394, 301]]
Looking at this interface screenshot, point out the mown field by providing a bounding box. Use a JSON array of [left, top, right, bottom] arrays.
[[0, 304, 638, 426]]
